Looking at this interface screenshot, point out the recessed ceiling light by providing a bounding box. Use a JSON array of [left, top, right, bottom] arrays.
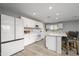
[[49, 6, 53, 10], [56, 17, 59, 19], [56, 13, 60, 16], [33, 12, 36, 15]]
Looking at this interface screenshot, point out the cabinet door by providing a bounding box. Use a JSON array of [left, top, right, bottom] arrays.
[[24, 34, 30, 46], [46, 25, 51, 29], [28, 20, 35, 27], [46, 25, 54, 30], [58, 23, 63, 29], [16, 18, 24, 39], [46, 36, 56, 51], [1, 14, 14, 42], [24, 18, 35, 27]]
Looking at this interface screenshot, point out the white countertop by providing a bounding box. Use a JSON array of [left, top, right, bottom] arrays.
[[46, 32, 67, 37]]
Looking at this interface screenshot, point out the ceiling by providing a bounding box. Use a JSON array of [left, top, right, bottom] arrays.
[[0, 3, 79, 23]]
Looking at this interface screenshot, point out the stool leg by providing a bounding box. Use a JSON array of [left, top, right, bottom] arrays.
[[76, 41, 79, 55], [66, 42, 69, 55], [73, 42, 75, 48], [69, 42, 71, 50]]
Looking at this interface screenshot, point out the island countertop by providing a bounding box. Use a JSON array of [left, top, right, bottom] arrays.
[[46, 32, 67, 37], [45, 31, 67, 54]]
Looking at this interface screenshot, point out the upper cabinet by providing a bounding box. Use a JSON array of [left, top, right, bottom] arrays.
[[46, 23, 63, 31], [15, 18, 24, 39], [23, 18, 35, 28], [46, 24, 52, 30], [58, 23, 63, 29], [23, 17, 44, 29], [1, 14, 14, 42]]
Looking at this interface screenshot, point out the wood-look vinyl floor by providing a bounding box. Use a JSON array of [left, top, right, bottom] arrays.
[[14, 39, 79, 56], [14, 39, 60, 56]]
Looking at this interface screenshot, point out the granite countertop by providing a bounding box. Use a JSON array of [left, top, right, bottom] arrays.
[[46, 32, 67, 37]]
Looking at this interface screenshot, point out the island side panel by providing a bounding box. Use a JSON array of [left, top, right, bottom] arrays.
[[46, 36, 57, 51], [56, 36, 62, 54]]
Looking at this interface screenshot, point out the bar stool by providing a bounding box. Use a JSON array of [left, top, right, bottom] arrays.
[[66, 31, 79, 55]]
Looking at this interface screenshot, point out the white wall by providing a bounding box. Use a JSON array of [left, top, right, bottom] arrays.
[[63, 20, 79, 32], [22, 17, 45, 46], [46, 20, 79, 32]]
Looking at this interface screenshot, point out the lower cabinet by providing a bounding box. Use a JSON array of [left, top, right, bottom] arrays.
[[1, 40, 24, 56], [46, 36, 62, 54], [46, 36, 57, 51]]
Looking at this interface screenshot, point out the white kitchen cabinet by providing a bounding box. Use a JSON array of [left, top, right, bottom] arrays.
[[46, 33, 66, 54], [24, 33, 36, 46], [24, 34, 30, 46], [23, 17, 35, 27], [38, 23, 44, 29], [28, 20, 35, 27], [46, 23, 63, 30], [1, 40, 24, 56], [36, 34, 42, 41], [15, 18, 24, 39], [26, 21, 35, 27], [1, 14, 14, 42], [58, 23, 63, 29], [1, 14, 24, 56], [46, 25, 51, 30], [22, 16, 45, 46], [46, 36, 61, 53], [46, 36, 57, 51], [23, 16, 44, 29]]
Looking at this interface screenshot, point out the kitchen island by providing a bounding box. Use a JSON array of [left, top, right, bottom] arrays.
[[46, 32, 67, 54]]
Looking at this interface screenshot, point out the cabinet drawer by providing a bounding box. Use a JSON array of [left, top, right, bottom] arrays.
[[1, 40, 24, 56]]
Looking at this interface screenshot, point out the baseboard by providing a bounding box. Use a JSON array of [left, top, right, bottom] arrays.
[[11, 49, 24, 56]]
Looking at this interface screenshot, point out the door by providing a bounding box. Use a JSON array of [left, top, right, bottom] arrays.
[[1, 14, 14, 42]]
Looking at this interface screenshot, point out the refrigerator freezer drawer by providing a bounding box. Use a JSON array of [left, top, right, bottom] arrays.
[[1, 39, 24, 56]]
